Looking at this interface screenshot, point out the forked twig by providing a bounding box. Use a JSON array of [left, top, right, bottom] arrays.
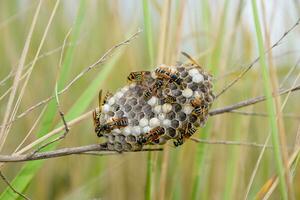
[[0, 171, 30, 200], [30, 28, 72, 155], [216, 17, 300, 98]]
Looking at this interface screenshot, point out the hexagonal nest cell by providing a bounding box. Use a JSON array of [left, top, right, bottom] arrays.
[[93, 62, 215, 151]]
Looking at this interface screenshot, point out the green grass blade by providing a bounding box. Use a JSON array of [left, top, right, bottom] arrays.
[[143, 1, 155, 200], [251, 0, 288, 199]]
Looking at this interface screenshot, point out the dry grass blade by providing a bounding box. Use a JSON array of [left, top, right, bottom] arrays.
[[2, 0, 61, 153], [15, 110, 92, 155], [0, 0, 43, 152], [255, 146, 300, 200], [13, 105, 47, 153], [29, 28, 73, 154], [245, 64, 300, 199]]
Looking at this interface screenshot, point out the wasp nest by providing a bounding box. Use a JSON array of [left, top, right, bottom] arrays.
[[93, 62, 214, 152]]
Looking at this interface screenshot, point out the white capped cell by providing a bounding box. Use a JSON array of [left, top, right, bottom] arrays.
[[149, 118, 160, 127], [139, 118, 149, 127], [162, 103, 172, 113], [192, 74, 204, 83], [162, 119, 171, 127], [194, 91, 201, 98], [182, 88, 193, 98], [114, 129, 121, 134], [183, 105, 194, 114], [132, 126, 141, 135], [121, 86, 129, 93], [147, 96, 158, 106], [188, 68, 199, 76], [115, 91, 123, 99], [143, 126, 151, 133], [123, 127, 131, 135], [158, 113, 165, 121], [129, 82, 136, 88], [153, 105, 162, 114], [102, 104, 110, 113], [108, 97, 115, 105]]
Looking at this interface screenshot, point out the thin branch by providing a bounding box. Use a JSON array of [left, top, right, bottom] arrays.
[[0, 29, 142, 129], [228, 110, 300, 119], [0, 144, 163, 163], [216, 17, 300, 98], [209, 83, 300, 116], [0, 170, 30, 200], [190, 137, 275, 149]]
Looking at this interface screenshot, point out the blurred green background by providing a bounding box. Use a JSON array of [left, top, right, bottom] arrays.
[[0, 0, 300, 199]]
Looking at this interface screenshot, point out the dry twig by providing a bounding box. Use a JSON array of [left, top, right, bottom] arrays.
[[216, 17, 300, 98], [0, 171, 30, 200], [0, 29, 142, 129], [209, 84, 300, 116]]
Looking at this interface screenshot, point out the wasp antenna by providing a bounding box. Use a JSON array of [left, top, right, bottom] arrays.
[[181, 51, 201, 67], [98, 89, 103, 108]]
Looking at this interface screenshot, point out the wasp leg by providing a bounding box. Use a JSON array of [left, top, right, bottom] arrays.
[[174, 136, 184, 147]]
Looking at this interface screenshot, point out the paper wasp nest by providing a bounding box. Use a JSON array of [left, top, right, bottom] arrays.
[[93, 62, 214, 152]]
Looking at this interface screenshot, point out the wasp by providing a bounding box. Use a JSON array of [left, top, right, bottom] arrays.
[[96, 117, 128, 137], [102, 91, 113, 105], [143, 87, 154, 101], [190, 96, 203, 108], [174, 123, 197, 147], [184, 123, 197, 138], [93, 90, 103, 131], [143, 78, 164, 100], [163, 95, 176, 104], [191, 107, 202, 117], [181, 51, 202, 68], [155, 66, 183, 86], [138, 127, 165, 144], [127, 71, 150, 83], [93, 90, 113, 135], [174, 136, 184, 147]]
